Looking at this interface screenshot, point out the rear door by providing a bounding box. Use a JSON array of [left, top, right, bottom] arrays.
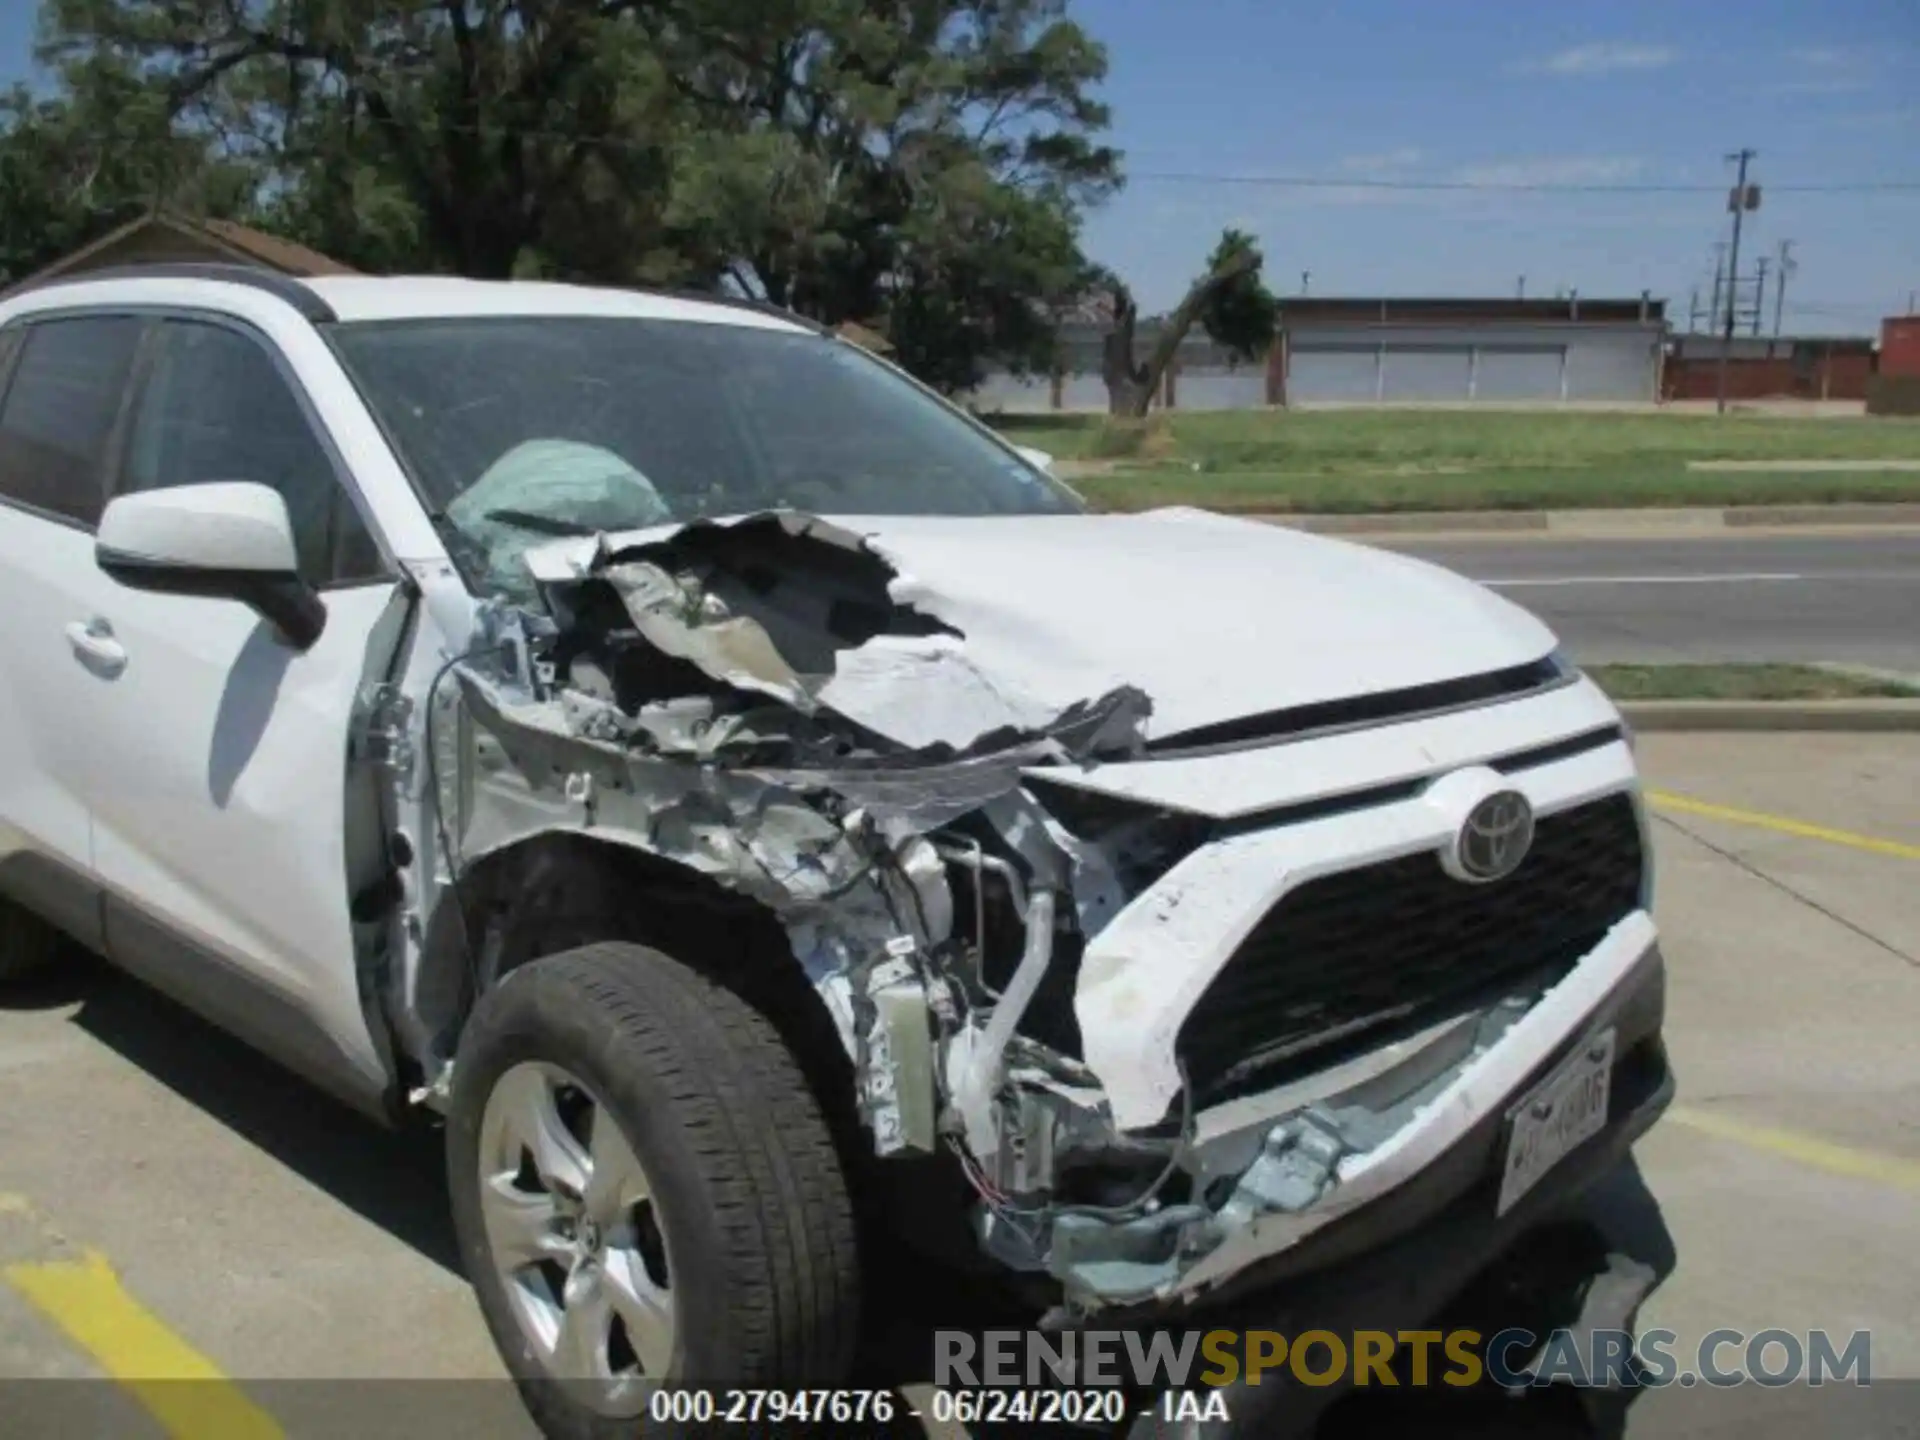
[[0, 314, 146, 947], [58, 311, 404, 1098]]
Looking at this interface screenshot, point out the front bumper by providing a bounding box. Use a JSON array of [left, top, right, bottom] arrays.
[[1119, 970, 1674, 1437], [1166, 915, 1666, 1306]]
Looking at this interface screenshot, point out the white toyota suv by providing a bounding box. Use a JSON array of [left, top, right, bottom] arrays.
[[0, 266, 1672, 1435]]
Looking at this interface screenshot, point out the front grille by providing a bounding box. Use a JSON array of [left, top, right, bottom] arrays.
[[1177, 792, 1644, 1107]]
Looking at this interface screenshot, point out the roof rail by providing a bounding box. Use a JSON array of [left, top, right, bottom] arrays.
[[2, 263, 336, 323], [638, 284, 830, 335]]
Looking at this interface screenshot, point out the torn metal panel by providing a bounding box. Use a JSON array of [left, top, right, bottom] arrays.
[[524, 508, 1556, 744], [539, 512, 1155, 762], [819, 636, 1063, 750], [455, 669, 877, 913], [602, 558, 816, 710]]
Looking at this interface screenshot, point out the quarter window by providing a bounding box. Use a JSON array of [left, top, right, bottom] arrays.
[[122, 320, 384, 584], [0, 316, 143, 528]]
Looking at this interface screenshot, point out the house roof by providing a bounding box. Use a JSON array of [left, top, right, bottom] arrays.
[[834, 319, 895, 353], [16, 211, 358, 288], [195, 218, 358, 277]]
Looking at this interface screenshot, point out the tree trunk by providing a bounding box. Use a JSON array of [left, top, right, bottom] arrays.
[[1100, 288, 1149, 415], [1101, 249, 1259, 419]]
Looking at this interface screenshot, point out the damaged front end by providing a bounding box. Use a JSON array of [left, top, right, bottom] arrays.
[[418, 509, 1666, 1321]]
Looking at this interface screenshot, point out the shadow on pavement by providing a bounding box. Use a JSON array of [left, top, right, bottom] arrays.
[[36, 962, 463, 1275], [1316, 1159, 1676, 1440]]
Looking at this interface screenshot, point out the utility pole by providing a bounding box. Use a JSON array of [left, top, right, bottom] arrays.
[[1516, 275, 1526, 299], [1717, 148, 1759, 415], [1752, 255, 1769, 336], [1709, 242, 1728, 335], [1688, 286, 1702, 330], [1300, 271, 1310, 295], [1772, 239, 1795, 337]]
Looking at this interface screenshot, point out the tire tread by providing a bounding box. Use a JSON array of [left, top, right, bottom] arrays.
[[454, 939, 859, 1408]]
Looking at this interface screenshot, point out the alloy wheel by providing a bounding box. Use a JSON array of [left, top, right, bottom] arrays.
[[477, 1061, 674, 1413]]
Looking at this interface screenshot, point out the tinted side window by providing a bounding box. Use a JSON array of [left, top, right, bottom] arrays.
[[0, 317, 143, 528], [122, 320, 384, 584]]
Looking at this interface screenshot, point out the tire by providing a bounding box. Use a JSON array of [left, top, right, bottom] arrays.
[[0, 900, 61, 985], [447, 941, 861, 1440]]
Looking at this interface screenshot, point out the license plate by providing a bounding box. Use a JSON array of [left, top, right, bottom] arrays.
[[1497, 1029, 1615, 1215]]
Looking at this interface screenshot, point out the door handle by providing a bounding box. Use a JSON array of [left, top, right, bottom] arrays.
[[65, 618, 128, 677]]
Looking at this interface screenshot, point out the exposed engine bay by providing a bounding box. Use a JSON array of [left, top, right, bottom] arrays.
[[413, 510, 1656, 1316]]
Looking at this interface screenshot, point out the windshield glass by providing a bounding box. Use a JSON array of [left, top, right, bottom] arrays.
[[328, 315, 1079, 597]]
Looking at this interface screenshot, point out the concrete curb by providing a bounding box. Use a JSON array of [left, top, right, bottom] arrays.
[[1618, 699, 1920, 732], [1262, 509, 1549, 534], [1248, 501, 1920, 537]]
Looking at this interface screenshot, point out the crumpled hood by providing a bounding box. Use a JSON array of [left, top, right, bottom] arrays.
[[527, 507, 1556, 743]]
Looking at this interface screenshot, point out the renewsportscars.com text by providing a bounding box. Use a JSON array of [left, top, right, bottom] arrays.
[[934, 1326, 1872, 1390]]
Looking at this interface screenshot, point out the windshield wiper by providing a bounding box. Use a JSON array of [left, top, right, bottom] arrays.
[[480, 508, 600, 536]]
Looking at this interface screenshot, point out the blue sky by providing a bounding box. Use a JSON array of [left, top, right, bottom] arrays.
[[3, 1, 1914, 332], [1077, 0, 1917, 330]]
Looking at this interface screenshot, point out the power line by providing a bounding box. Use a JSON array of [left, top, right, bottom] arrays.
[[1123, 170, 1920, 195]]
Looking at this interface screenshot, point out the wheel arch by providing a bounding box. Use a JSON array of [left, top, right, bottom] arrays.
[[413, 831, 863, 1159]]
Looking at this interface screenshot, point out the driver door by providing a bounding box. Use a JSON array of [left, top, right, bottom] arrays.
[[62, 312, 403, 1105]]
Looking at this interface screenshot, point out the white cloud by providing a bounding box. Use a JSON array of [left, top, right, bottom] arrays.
[[1452, 156, 1645, 187], [1518, 42, 1677, 76]]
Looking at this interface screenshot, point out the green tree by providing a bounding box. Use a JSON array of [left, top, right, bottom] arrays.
[[39, 0, 1120, 391], [1099, 227, 1277, 416], [38, 0, 700, 280], [0, 56, 252, 286]]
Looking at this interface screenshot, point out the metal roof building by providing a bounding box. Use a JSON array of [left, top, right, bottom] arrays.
[[971, 294, 1672, 413], [1268, 295, 1668, 407]]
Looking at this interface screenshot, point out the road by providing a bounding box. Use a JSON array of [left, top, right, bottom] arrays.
[[1379, 531, 1920, 672]]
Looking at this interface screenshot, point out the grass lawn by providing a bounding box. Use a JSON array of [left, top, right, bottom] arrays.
[[1071, 464, 1920, 514], [1586, 664, 1920, 702], [988, 409, 1920, 512]]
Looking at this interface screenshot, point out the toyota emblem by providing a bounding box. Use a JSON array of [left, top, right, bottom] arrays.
[[1449, 789, 1535, 883]]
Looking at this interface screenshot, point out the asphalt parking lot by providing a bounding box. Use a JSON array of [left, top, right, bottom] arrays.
[[3, 733, 1917, 1438]]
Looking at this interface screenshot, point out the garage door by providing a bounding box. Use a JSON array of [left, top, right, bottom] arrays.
[[1381, 346, 1473, 401], [1475, 346, 1565, 401], [1566, 339, 1657, 401], [1288, 345, 1378, 402]]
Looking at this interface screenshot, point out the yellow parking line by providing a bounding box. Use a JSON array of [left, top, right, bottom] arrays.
[[4, 1249, 285, 1440], [1647, 788, 1920, 861], [1666, 1106, 1920, 1191]]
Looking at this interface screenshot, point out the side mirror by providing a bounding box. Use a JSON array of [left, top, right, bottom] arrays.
[[1014, 445, 1055, 473], [96, 483, 326, 650]]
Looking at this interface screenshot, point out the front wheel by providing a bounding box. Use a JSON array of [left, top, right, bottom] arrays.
[[446, 941, 861, 1439]]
